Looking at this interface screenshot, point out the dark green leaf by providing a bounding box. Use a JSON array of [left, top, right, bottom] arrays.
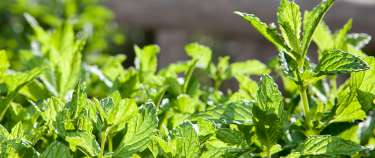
[[315, 49, 369, 75], [216, 128, 245, 145]]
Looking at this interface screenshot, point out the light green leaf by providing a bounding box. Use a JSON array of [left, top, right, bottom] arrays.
[[0, 124, 9, 142], [4, 66, 45, 93], [298, 135, 364, 156], [347, 33, 372, 50], [332, 99, 365, 123], [351, 57, 375, 112], [234, 74, 258, 100], [26, 17, 84, 96], [234, 11, 292, 58], [40, 141, 73, 158], [10, 122, 24, 139], [302, 0, 334, 55], [331, 76, 366, 123], [231, 60, 269, 77], [0, 50, 9, 76], [174, 122, 200, 158], [312, 21, 333, 51], [134, 45, 160, 74], [315, 50, 369, 75], [114, 103, 158, 157], [106, 98, 138, 126], [0, 66, 45, 121], [175, 94, 199, 114], [65, 132, 100, 157], [40, 97, 65, 123], [185, 43, 212, 69], [277, 0, 302, 52], [334, 19, 352, 49]]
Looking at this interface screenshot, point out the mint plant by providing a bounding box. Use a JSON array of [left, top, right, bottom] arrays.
[[236, 0, 369, 132], [0, 0, 375, 157]]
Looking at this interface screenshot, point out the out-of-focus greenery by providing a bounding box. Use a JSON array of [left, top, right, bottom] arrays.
[[0, 0, 125, 54]]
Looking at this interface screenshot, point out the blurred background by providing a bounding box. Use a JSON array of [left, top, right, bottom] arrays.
[[1, 0, 375, 67]]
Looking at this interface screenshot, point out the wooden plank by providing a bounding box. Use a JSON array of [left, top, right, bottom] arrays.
[[106, 0, 375, 50]]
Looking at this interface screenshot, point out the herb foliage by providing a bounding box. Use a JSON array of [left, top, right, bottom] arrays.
[[1, 0, 375, 157]]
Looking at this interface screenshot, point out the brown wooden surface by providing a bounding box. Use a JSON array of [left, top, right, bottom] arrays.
[[106, 0, 375, 42]]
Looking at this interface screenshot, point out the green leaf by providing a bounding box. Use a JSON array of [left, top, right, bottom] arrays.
[[352, 57, 375, 112], [174, 122, 200, 158], [334, 19, 352, 49], [277, 0, 302, 52], [4, 66, 45, 93], [0, 66, 45, 121], [315, 49, 369, 75], [256, 75, 284, 117], [297, 135, 364, 156], [175, 94, 199, 114], [215, 56, 231, 80], [185, 43, 212, 69], [347, 33, 372, 50], [302, 0, 334, 55], [312, 21, 334, 51], [40, 97, 65, 124], [231, 60, 269, 77], [216, 128, 245, 145], [253, 75, 285, 148], [114, 102, 158, 157], [65, 132, 100, 157], [279, 51, 299, 81], [233, 74, 258, 100], [10, 122, 24, 139], [134, 45, 160, 74], [40, 141, 73, 158], [26, 18, 84, 96], [195, 101, 253, 125], [0, 50, 9, 76], [0, 139, 39, 158], [234, 11, 292, 58], [106, 98, 138, 126], [331, 77, 366, 123], [0, 124, 9, 142]]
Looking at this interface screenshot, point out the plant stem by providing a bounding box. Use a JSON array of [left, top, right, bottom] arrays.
[[300, 86, 312, 128], [266, 146, 271, 158], [99, 130, 107, 158], [329, 76, 337, 104], [108, 135, 113, 153], [99, 127, 111, 158]]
